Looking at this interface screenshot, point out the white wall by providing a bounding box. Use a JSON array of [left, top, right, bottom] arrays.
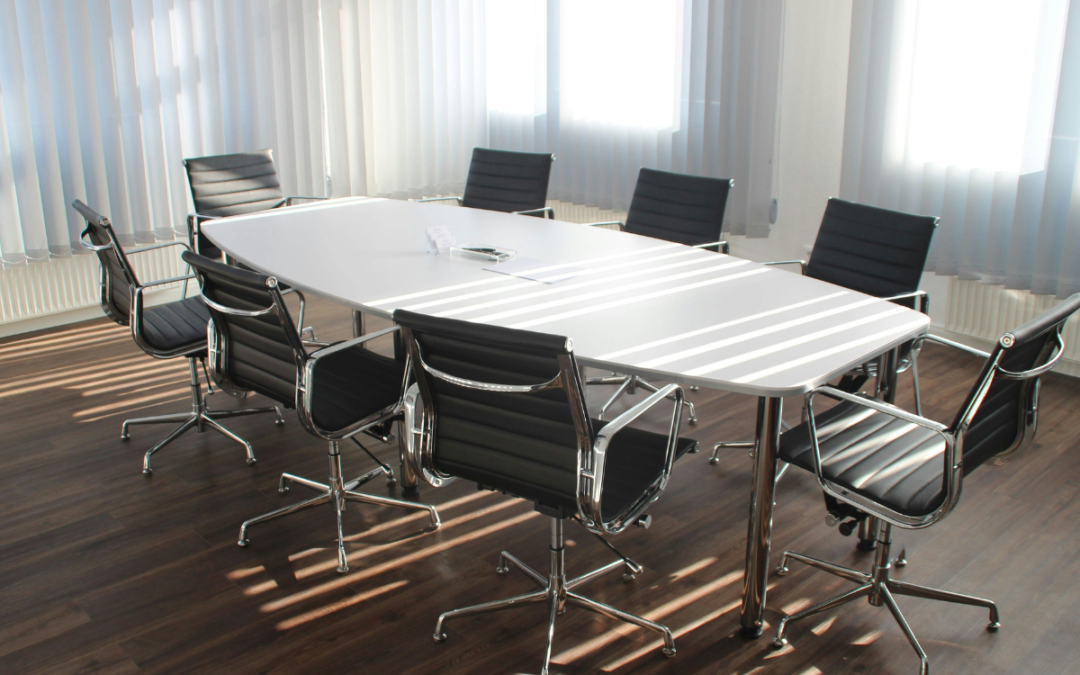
[[728, 0, 953, 328]]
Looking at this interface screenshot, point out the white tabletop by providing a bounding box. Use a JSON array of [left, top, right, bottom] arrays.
[[202, 197, 930, 398]]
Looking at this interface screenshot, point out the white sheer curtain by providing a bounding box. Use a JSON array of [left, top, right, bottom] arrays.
[[486, 0, 784, 235], [0, 0, 333, 263], [840, 0, 1080, 297], [0, 0, 784, 266]]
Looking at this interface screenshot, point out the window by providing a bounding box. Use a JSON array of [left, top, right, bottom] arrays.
[[561, 0, 680, 128], [906, 0, 1068, 173], [486, 0, 547, 116]]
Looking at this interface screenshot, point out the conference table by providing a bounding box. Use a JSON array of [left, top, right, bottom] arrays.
[[202, 196, 930, 639]]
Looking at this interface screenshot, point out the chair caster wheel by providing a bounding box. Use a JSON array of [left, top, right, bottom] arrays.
[[142, 468, 153, 476], [708, 456, 720, 466], [238, 539, 249, 547], [121, 433, 130, 441], [246, 457, 257, 466], [688, 417, 698, 425], [622, 573, 636, 583], [385, 476, 397, 486], [274, 419, 285, 426], [773, 637, 788, 649], [496, 565, 509, 575], [336, 566, 349, 574], [988, 621, 1000, 631], [433, 633, 447, 643], [775, 564, 789, 576], [661, 647, 676, 658], [278, 487, 290, 495]]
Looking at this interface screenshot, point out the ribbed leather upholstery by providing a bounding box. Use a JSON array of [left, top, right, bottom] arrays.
[[394, 310, 697, 519], [624, 168, 732, 246], [80, 212, 136, 325], [782, 293, 1080, 518], [460, 148, 554, 215], [806, 199, 937, 306], [184, 150, 286, 258], [76, 200, 209, 358], [182, 252, 299, 408], [183, 251, 406, 432], [308, 346, 404, 433], [780, 401, 948, 517], [141, 297, 211, 353]]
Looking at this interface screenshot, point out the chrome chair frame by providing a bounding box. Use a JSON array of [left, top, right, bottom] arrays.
[[771, 327, 1062, 675], [197, 275, 440, 574], [75, 201, 284, 475], [400, 329, 687, 673]]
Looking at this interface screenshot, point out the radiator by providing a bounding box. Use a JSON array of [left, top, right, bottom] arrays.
[[0, 246, 188, 325], [943, 279, 1080, 370]]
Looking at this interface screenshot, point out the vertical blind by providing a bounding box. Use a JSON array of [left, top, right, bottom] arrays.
[[840, 0, 1080, 297], [0, 0, 783, 266]]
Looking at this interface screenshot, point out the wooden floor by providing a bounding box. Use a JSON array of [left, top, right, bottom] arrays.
[[3, 296, 1080, 675]]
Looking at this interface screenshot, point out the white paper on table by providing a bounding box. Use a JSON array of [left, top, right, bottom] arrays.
[[483, 257, 582, 284]]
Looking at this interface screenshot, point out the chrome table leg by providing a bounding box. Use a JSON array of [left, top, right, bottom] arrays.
[[740, 395, 783, 638]]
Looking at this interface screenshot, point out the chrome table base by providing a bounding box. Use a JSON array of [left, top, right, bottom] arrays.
[[122, 357, 284, 474], [433, 519, 675, 675], [588, 373, 697, 424], [773, 523, 999, 675], [238, 439, 441, 573]]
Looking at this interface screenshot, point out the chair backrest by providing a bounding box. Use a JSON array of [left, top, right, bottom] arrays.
[[623, 168, 733, 247], [461, 148, 554, 215], [181, 251, 303, 408], [183, 150, 286, 257], [73, 200, 139, 326], [952, 293, 1080, 473], [394, 309, 592, 518], [805, 198, 938, 306]]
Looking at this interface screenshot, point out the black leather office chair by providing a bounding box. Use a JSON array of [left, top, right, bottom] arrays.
[[584, 168, 735, 423], [418, 147, 555, 218], [183, 149, 327, 260], [770, 294, 1080, 675], [394, 309, 698, 674], [710, 198, 938, 470], [74, 200, 284, 474], [182, 252, 440, 574]]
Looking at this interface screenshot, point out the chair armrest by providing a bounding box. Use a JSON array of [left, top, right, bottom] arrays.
[[582, 220, 624, 230], [580, 383, 686, 534], [512, 207, 555, 219], [880, 289, 929, 315], [761, 259, 807, 274], [136, 274, 198, 291], [307, 325, 401, 361], [126, 241, 192, 256], [804, 384, 959, 529], [810, 385, 948, 433], [284, 196, 330, 206], [416, 196, 463, 205], [912, 334, 991, 360]]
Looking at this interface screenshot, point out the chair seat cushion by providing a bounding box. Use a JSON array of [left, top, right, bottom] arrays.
[[599, 423, 699, 521], [309, 344, 405, 434], [140, 296, 211, 354], [778, 399, 947, 517]]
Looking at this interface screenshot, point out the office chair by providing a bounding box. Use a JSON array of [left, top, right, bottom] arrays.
[[770, 293, 1080, 675], [183, 149, 327, 260], [584, 168, 735, 423], [74, 200, 284, 475], [710, 198, 938, 470], [418, 147, 555, 218], [395, 309, 698, 674], [182, 252, 440, 574]]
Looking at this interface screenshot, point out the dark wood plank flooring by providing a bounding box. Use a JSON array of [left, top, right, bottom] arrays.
[[2, 297, 1079, 675]]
